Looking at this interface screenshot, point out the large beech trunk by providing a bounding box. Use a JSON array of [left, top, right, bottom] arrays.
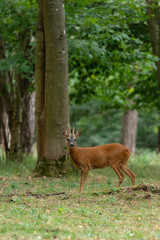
[[120, 110, 138, 153], [34, 0, 70, 176]]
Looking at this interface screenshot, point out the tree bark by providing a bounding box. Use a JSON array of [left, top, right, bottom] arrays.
[[34, 0, 70, 176], [21, 92, 35, 155], [0, 32, 35, 160], [120, 110, 138, 153], [9, 74, 22, 162], [0, 73, 11, 156], [147, 0, 160, 86], [147, 1, 160, 151], [0, 38, 12, 157], [35, 0, 45, 159], [9, 74, 22, 161]]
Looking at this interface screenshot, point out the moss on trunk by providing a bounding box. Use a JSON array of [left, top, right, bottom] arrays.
[[33, 155, 76, 177]]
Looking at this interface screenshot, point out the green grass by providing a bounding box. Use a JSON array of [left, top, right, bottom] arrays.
[[0, 150, 160, 239]]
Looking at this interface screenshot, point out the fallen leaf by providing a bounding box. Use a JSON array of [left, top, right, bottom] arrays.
[[154, 225, 159, 231], [45, 209, 51, 213]]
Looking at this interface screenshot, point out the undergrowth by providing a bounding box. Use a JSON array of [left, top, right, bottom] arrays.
[[0, 155, 37, 177]]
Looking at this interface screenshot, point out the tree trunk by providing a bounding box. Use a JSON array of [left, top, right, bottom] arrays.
[[146, 1, 160, 151], [34, 0, 70, 176], [9, 74, 22, 161], [0, 73, 10, 157], [35, 0, 45, 159], [0, 35, 35, 160], [147, 0, 160, 86], [21, 92, 35, 155], [0, 38, 12, 158], [120, 110, 138, 153], [157, 126, 160, 152]]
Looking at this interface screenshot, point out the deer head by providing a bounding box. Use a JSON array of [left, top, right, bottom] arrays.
[[63, 124, 81, 148]]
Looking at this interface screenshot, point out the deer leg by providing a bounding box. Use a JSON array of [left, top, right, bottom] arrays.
[[121, 165, 135, 186], [80, 169, 89, 193], [111, 166, 124, 187]]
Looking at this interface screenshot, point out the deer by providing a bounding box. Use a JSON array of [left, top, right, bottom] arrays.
[[63, 124, 135, 193]]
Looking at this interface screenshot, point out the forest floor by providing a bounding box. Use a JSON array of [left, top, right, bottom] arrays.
[[0, 150, 160, 240]]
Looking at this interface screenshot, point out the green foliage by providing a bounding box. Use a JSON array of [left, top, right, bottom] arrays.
[[0, 0, 38, 160], [0, 0, 37, 82], [0, 0, 159, 109], [66, 0, 160, 110], [1, 0, 159, 109], [0, 0, 159, 154]]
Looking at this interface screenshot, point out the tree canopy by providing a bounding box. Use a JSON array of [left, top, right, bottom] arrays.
[[66, 0, 160, 110], [0, 0, 160, 154], [0, 0, 37, 82], [0, 0, 159, 110]]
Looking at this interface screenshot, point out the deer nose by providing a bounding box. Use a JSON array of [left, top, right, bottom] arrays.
[[70, 144, 74, 148]]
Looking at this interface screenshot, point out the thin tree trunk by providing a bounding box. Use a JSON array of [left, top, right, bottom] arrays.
[[0, 74, 10, 156], [35, 0, 45, 159], [147, 0, 160, 151], [2, 111, 10, 156], [157, 126, 160, 152], [147, 0, 160, 86], [1, 31, 35, 159], [120, 110, 138, 153], [9, 74, 22, 161], [0, 38, 12, 157], [34, 0, 70, 176], [21, 92, 35, 155]]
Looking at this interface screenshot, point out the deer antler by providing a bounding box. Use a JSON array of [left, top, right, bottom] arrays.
[[68, 123, 71, 134], [72, 125, 75, 134]]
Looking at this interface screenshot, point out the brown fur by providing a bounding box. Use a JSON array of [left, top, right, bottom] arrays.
[[64, 129, 135, 192]]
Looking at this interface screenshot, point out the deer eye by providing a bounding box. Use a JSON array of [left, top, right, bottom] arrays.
[[74, 139, 77, 141], [67, 138, 70, 141]]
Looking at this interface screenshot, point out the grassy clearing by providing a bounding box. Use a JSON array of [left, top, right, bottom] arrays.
[[0, 150, 160, 240]]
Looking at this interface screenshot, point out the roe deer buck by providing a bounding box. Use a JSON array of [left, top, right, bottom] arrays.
[[63, 125, 135, 192]]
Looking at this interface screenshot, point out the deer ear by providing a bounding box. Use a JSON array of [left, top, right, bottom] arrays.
[[75, 129, 81, 137], [63, 130, 68, 137]]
